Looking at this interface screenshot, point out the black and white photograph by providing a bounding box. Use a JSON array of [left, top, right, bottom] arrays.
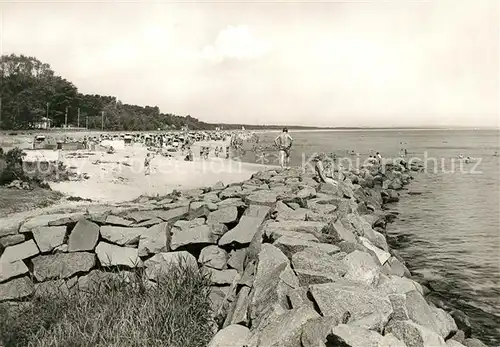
[[0, 1, 498, 346]]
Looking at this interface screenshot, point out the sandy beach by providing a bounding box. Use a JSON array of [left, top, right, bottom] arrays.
[[22, 139, 279, 203]]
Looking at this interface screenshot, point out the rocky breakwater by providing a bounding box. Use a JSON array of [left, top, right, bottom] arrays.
[[0, 159, 487, 347]]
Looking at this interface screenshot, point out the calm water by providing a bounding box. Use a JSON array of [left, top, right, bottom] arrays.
[[242, 129, 500, 345]]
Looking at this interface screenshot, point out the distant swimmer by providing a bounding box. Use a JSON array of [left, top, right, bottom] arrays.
[[494, 151, 499, 157], [274, 127, 293, 168]]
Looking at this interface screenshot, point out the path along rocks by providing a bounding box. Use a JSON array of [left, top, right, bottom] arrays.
[[0, 160, 488, 347]]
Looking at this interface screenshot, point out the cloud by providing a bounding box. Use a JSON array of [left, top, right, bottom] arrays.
[[201, 25, 271, 63]]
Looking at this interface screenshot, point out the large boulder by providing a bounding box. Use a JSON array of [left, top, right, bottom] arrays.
[[100, 226, 146, 246], [219, 205, 271, 246], [95, 242, 140, 268], [208, 324, 250, 347], [385, 320, 446, 347], [0, 239, 39, 262], [207, 206, 238, 225], [274, 236, 339, 259], [68, 218, 100, 252], [137, 222, 170, 256], [342, 250, 381, 286], [301, 316, 341, 347], [144, 251, 198, 280], [31, 252, 95, 281], [171, 224, 217, 250], [250, 244, 299, 330], [32, 226, 66, 253], [0, 234, 25, 248], [245, 191, 278, 206], [309, 280, 393, 331], [327, 221, 357, 243], [0, 259, 29, 282], [199, 245, 228, 270], [0, 276, 34, 301], [19, 213, 73, 233], [359, 237, 390, 266], [326, 324, 383, 347], [292, 247, 347, 286], [248, 305, 320, 347]]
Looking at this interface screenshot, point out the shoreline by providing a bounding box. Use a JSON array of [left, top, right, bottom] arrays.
[[0, 156, 488, 347]]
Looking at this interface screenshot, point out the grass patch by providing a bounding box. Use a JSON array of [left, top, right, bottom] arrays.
[[0, 263, 215, 347]]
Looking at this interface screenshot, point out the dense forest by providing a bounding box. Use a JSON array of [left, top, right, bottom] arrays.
[[0, 54, 220, 131], [0, 54, 332, 131]]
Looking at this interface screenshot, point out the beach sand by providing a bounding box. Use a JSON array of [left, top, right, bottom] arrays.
[[24, 140, 278, 203]]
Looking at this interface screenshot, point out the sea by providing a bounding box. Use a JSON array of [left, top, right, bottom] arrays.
[[240, 129, 500, 346]]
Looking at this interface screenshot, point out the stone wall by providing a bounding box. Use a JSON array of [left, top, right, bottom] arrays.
[[0, 160, 487, 347]]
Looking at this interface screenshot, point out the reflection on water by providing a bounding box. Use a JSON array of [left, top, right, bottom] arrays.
[[248, 129, 500, 345]]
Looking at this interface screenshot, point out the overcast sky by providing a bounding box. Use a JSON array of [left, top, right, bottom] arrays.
[[1, 0, 499, 127]]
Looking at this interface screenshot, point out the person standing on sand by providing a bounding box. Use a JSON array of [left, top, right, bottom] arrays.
[[274, 128, 293, 168], [144, 153, 153, 175]]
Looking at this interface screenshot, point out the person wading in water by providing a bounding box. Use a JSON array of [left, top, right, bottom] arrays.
[[274, 128, 293, 168]]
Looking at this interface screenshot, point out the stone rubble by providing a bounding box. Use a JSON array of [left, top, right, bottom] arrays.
[[0, 158, 488, 347]]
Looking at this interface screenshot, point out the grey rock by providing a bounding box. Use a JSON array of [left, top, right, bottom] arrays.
[[309, 279, 393, 331], [327, 221, 357, 243], [68, 219, 100, 252], [208, 324, 249, 347], [463, 338, 488, 347], [138, 222, 170, 256], [0, 259, 28, 283], [274, 236, 340, 259], [144, 251, 198, 280], [154, 206, 189, 222], [229, 285, 251, 325], [327, 324, 383, 347], [0, 239, 39, 262], [377, 275, 424, 296], [0, 276, 34, 301], [218, 205, 271, 246], [32, 252, 95, 281], [207, 206, 238, 225], [250, 244, 299, 329], [105, 215, 133, 226], [245, 191, 278, 206], [227, 248, 247, 273], [32, 226, 66, 253], [100, 225, 146, 246], [382, 257, 411, 277], [430, 306, 458, 338], [171, 224, 217, 250], [0, 234, 25, 248], [248, 305, 320, 347], [301, 316, 340, 347], [359, 236, 391, 265], [34, 279, 70, 298], [199, 245, 228, 270], [203, 268, 239, 285], [19, 213, 73, 233], [95, 242, 140, 268], [0, 217, 22, 237], [385, 320, 446, 347], [343, 250, 381, 286]]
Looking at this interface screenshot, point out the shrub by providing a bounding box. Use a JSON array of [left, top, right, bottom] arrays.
[[0, 263, 215, 347], [0, 147, 27, 185]]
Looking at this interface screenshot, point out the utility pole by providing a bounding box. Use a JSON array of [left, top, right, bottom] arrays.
[[0, 98, 2, 130], [101, 111, 104, 131], [46, 102, 50, 128], [86, 115, 88, 130], [77, 108, 80, 128], [65, 107, 68, 128]]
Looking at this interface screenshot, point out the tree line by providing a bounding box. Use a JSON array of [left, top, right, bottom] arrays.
[[0, 54, 216, 131]]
